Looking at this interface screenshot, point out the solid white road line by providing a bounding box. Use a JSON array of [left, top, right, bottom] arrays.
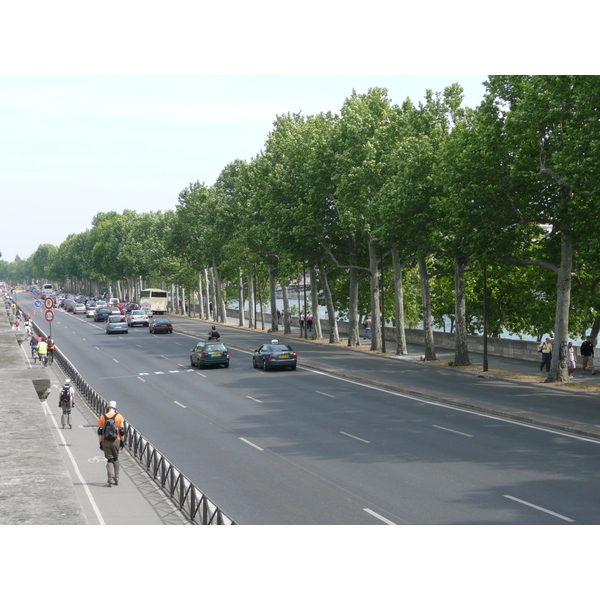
[[503, 495, 575, 523], [432, 425, 473, 437], [240, 437, 264, 451], [363, 508, 396, 525], [340, 431, 370, 444]]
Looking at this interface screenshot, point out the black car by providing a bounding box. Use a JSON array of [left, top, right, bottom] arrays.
[[93, 307, 112, 322], [190, 341, 230, 368], [252, 340, 297, 371], [149, 317, 173, 334]]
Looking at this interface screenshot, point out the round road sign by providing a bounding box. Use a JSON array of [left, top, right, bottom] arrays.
[[45, 297, 54, 309], [45, 310, 54, 322], [34, 300, 42, 308]]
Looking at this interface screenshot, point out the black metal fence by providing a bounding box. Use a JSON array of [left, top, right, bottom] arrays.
[[31, 319, 236, 525]]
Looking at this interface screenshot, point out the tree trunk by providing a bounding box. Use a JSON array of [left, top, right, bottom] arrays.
[[418, 253, 437, 361], [347, 267, 361, 346], [309, 266, 322, 340], [453, 255, 471, 366], [546, 232, 573, 383], [197, 271, 205, 319], [391, 245, 408, 356], [269, 268, 278, 332], [247, 270, 255, 329], [319, 262, 339, 343], [212, 258, 226, 323], [368, 238, 382, 351], [237, 268, 245, 327], [282, 285, 292, 334]]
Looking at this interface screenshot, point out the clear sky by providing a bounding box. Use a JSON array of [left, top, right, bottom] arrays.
[[0, 2, 595, 269]]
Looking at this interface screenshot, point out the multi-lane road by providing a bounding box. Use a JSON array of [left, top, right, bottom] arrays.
[[19, 295, 600, 524]]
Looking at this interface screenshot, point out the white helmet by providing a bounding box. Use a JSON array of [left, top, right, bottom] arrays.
[[108, 400, 117, 409], [65, 379, 71, 385]]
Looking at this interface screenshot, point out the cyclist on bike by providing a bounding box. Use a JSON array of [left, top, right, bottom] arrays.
[[46, 337, 55, 364], [30, 335, 39, 358], [37, 338, 48, 366]]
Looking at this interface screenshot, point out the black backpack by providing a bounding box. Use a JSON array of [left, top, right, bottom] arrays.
[[103, 411, 119, 442], [60, 386, 71, 402]]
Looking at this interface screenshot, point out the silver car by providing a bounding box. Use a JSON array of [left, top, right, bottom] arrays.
[[73, 303, 87, 315], [127, 309, 149, 327], [106, 315, 129, 334]]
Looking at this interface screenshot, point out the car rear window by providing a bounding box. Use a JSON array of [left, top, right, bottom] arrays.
[[205, 343, 226, 351]]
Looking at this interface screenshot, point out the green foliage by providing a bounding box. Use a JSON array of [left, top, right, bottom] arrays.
[[4, 76, 600, 344]]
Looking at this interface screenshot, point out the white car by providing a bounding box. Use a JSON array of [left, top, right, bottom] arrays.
[[127, 309, 149, 327], [73, 303, 87, 315]]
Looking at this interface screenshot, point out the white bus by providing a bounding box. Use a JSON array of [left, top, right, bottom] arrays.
[[139, 288, 168, 314]]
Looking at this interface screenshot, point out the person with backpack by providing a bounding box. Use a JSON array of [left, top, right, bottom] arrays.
[[97, 400, 125, 487], [58, 379, 75, 429]]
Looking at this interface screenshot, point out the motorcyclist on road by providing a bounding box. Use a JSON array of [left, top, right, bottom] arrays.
[[207, 325, 220, 341]]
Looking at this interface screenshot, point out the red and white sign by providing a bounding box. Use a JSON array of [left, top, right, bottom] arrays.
[[45, 310, 54, 322], [45, 297, 54, 309]]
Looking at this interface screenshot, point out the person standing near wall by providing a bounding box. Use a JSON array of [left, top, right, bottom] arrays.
[[580, 336, 596, 375], [538, 337, 553, 373]]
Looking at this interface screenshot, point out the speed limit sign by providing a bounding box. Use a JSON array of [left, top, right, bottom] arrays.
[[45, 297, 54, 309], [45, 310, 54, 322]]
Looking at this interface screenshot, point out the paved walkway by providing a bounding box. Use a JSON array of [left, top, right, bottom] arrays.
[[1, 297, 188, 525]]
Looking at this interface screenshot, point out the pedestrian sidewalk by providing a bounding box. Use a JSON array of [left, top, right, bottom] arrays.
[[1, 299, 187, 525]]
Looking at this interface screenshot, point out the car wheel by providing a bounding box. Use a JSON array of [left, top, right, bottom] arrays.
[[252, 358, 257, 368], [224, 362, 230, 368], [290, 365, 296, 371], [190, 357, 195, 367], [262, 360, 269, 372]]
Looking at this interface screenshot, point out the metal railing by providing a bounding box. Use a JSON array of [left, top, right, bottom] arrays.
[[30, 318, 236, 525]]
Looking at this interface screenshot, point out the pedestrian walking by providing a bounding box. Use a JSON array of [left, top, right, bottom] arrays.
[[97, 400, 125, 487], [580, 336, 596, 375], [307, 313, 313, 332], [58, 379, 75, 429], [567, 342, 577, 379], [538, 337, 553, 373], [363, 317, 372, 340]]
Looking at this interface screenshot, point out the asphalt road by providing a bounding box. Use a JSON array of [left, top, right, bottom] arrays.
[[21, 296, 600, 524]]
